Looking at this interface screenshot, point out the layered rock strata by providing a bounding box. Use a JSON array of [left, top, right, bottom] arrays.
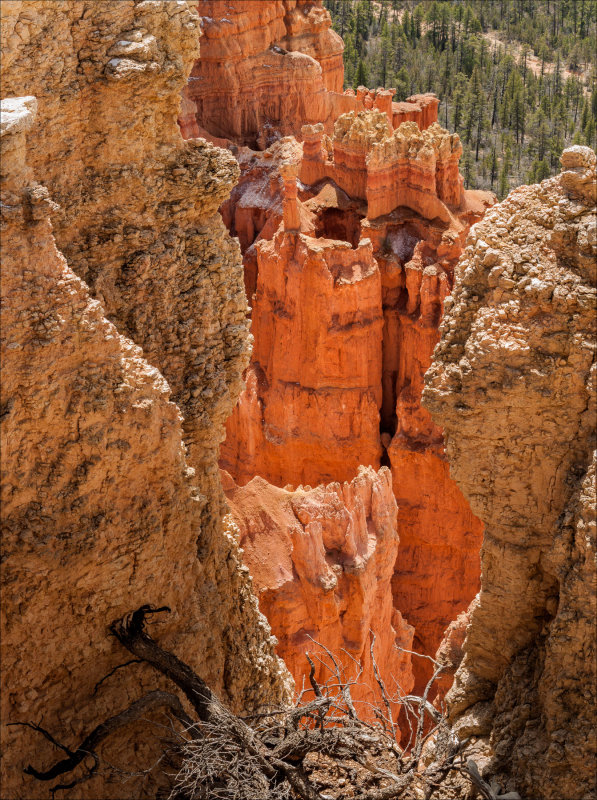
[[301, 115, 465, 219], [180, 0, 438, 146], [424, 146, 597, 800], [224, 466, 415, 713], [220, 109, 493, 690], [222, 227, 384, 486], [1, 2, 292, 797]]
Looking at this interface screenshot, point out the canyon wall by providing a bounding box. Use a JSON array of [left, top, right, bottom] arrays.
[[1, 3, 292, 798], [180, 0, 343, 146], [218, 105, 492, 690], [3, 2, 593, 797], [180, 0, 438, 146], [424, 146, 597, 799]]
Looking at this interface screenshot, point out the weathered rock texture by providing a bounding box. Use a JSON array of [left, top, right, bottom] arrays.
[[222, 228, 384, 486], [432, 598, 478, 709], [224, 466, 415, 715], [220, 109, 492, 691], [301, 115, 465, 219], [179, 0, 438, 146], [1, 0, 248, 477], [220, 136, 304, 301], [1, 3, 292, 797], [424, 146, 597, 800]]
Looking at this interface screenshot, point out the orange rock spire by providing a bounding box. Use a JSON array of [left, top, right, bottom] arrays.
[[180, 0, 495, 704]]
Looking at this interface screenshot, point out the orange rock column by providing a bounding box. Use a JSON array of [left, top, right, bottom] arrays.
[[374, 88, 395, 128], [280, 161, 301, 232]]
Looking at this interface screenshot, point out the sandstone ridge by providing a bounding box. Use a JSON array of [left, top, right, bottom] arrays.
[[424, 146, 597, 800]]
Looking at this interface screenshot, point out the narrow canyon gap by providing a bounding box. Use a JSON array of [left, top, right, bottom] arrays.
[[179, 0, 494, 697]]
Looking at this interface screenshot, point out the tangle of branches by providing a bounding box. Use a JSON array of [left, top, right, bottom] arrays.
[[8, 604, 521, 800]]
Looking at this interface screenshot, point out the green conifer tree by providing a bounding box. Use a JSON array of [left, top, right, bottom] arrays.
[[355, 58, 368, 89]]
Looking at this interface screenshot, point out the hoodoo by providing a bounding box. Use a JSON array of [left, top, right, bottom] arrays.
[[224, 465, 415, 712], [211, 59, 493, 689], [176, 0, 495, 700]]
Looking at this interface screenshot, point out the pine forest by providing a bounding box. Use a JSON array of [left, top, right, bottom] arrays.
[[324, 0, 597, 196]]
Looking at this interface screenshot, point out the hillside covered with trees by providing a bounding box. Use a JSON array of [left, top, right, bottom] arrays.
[[324, 0, 597, 196]]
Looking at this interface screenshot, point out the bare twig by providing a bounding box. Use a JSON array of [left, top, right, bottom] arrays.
[[92, 659, 143, 695], [11, 691, 194, 795], [369, 632, 397, 743]]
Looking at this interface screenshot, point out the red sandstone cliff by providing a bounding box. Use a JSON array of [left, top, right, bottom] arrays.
[[222, 227, 384, 486], [179, 0, 438, 146], [179, 0, 344, 145], [177, 0, 495, 708], [218, 105, 492, 692]]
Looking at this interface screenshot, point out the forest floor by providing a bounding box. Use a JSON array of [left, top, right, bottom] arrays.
[[481, 29, 592, 88]]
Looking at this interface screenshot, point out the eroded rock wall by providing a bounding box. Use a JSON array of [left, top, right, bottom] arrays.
[[180, 0, 437, 147], [180, 0, 344, 146], [220, 109, 492, 693], [424, 146, 597, 799], [301, 115, 465, 220], [1, 2, 292, 796], [221, 228, 384, 486], [1, 0, 248, 476], [224, 466, 415, 715]]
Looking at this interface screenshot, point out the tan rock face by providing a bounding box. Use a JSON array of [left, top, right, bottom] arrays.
[[424, 146, 597, 800], [1, 0, 248, 476], [224, 466, 415, 719], [1, 2, 292, 797], [433, 598, 478, 709]]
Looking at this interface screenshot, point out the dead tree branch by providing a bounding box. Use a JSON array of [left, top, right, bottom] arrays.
[[12, 604, 506, 800], [9, 690, 194, 795]]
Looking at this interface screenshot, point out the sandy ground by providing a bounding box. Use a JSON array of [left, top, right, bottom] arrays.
[[481, 29, 591, 87]]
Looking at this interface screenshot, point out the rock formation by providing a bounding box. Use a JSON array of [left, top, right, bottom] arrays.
[[179, 0, 438, 146], [432, 599, 477, 709], [1, 3, 292, 797], [424, 146, 597, 799], [179, 0, 343, 145], [222, 226, 384, 487], [223, 466, 415, 713], [179, 8, 481, 689], [301, 115, 465, 219], [218, 105, 492, 690]]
